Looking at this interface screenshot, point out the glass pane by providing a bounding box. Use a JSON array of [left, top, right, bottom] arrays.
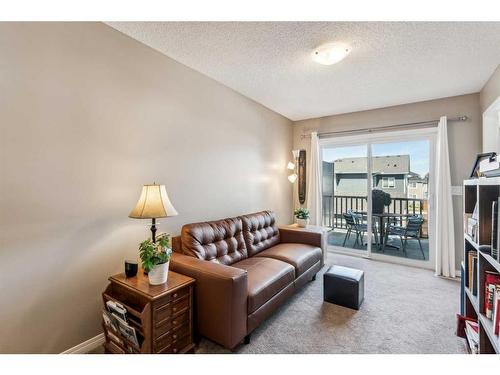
[[322, 144, 370, 253], [370, 140, 430, 261]]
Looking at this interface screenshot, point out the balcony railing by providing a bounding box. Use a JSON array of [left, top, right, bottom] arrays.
[[322, 194, 428, 238]]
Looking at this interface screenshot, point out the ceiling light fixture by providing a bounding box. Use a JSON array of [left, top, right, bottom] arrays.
[[311, 42, 351, 65]]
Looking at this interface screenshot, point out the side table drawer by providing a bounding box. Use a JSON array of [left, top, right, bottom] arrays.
[[156, 332, 191, 354], [155, 310, 190, 338], [154, 321, 190, 352], [154, 288, 190, 322]]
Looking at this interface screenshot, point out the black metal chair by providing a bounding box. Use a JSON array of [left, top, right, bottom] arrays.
[[343, 211, 365, 248], [342, 211, 379, 248], [382, 215, 425, 259]]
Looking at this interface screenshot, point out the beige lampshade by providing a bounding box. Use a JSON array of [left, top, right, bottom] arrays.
[[129, 184, 178, 219]]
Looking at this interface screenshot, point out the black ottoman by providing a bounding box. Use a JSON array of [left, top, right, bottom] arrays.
[[323, 265, 364, 310]]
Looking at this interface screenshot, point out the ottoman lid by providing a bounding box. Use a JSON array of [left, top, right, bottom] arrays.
[[325, 265, 364, 282]]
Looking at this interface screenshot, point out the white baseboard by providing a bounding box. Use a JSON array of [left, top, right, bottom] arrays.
[[61, 333, 105, 354]]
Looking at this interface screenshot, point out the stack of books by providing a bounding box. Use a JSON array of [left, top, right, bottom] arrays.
[[468, 250, 478, 295], [464, 320, 479, 354], [485, 271, 500, 336]]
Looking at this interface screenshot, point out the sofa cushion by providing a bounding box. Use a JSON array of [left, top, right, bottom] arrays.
[[255, 243, 322, 277], [181, 217, 248, 265], [240, 211, 280, 256], [232, 257, 294, 314]]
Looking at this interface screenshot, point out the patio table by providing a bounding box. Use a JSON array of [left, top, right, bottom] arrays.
[[354, 212, 415, 250]]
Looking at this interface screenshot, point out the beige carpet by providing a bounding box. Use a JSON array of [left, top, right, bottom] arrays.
[[196, 252, 467, 354]]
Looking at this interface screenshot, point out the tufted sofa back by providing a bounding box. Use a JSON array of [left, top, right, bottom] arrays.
[[181, 217, 248, 265], [240, 211, 280, 256]]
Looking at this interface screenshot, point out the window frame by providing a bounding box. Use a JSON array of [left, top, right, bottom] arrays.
[[382, 176, 395, 188]]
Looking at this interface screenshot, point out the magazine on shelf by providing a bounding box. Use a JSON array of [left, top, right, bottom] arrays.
[[464, 320, 479, 354], [112, 313, 139, 347], [102, 301, 140, 348], [102, 310, 118, 333], [106, 300, 127, 321]]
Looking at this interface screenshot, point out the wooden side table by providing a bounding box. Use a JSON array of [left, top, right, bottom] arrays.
[[280, 223, 332, 266], [102, 269, 195, 354]]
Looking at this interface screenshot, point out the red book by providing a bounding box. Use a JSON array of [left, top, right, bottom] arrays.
[[494, 288, 500, 335], [485, 271, 500, 318]]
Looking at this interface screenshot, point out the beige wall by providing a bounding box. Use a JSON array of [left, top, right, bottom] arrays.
[[0, 22, 293, 353], [480, 64, 500, 113], [293, 93, 482, 271]]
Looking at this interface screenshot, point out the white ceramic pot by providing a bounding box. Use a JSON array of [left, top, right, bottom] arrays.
[[148, 261, 169, 285], [296, 218, 309, 228]]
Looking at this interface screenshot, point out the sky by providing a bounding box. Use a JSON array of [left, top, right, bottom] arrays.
[[322, 140, 430, 177]]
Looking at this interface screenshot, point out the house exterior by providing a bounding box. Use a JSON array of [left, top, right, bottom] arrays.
[[322, 155, 428, 199], [407, 172, 429, 199]]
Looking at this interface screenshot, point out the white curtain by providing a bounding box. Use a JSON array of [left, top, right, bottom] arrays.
[[435, 116, 456, 277], [306, 132, 322, 225]]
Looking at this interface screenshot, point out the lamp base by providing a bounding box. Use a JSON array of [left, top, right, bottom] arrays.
[[151, 217, 157, 243]]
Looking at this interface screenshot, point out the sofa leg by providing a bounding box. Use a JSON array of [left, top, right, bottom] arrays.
[[244, 334, 251, 345], [312, 274, 316, 281]]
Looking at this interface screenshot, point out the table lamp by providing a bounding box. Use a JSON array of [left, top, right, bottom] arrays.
[[129, 183, 178, 242]]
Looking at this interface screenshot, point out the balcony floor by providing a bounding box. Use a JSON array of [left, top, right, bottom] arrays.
[[327, 229, 429, 261]]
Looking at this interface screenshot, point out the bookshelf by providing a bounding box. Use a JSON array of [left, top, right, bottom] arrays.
[[462, 177, 500, 354]]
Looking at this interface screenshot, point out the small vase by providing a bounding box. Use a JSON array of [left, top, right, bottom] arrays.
[[296, 218, 309, 228], [148, 261, 169, 285]]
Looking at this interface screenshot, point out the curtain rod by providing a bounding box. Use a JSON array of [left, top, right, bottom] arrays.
[[300, 116, 468, 139]]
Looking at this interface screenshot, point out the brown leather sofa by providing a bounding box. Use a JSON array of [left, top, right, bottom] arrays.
[[170, 210, 324, 350]]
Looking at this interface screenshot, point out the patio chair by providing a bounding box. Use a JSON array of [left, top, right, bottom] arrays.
[[382, 215, 425, 259], [342, 211, 379, 248]]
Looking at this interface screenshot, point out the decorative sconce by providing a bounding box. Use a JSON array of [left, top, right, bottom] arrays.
[[287, 150, 300, 183]]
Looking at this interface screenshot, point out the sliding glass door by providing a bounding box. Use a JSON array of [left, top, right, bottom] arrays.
[[320, 128, 435, 268], [322, 142, 370, 255]]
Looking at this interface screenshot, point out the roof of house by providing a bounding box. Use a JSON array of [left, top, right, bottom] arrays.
[[332, 155, 410, 174], [408, 171, 429, 183]]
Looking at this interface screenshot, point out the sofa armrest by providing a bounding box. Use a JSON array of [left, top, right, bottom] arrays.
[[170, 252, 248, 349], [279, 228, 323, 248], [279, 227, 326, 266]]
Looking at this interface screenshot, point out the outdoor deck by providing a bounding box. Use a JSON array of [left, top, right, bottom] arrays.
[[327, 228, 429, 261]]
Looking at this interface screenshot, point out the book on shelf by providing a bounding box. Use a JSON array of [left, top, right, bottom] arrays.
[[497, 198, 500, 262], [472, 257, 478, 296], [493, 287, 500, 335], [485, 271, 500, 318], [468, 250, 478, 294], [467, 218, 478, 242], [464, 320, 479, 354], [492, 200, 499, 258]]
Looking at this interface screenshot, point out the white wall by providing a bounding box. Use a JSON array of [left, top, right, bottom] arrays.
[[0, 22, 293, 353], [480, 64, 500, 113], [480, 65, 500, 153]]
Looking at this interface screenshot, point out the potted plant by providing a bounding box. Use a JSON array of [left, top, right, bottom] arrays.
[[294, 207, 310, 228], [371, 189, 392, 214], [139, 233, 172, 285]]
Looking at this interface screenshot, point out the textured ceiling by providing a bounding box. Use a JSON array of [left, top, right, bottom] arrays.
[[107, 22, 500, 121]]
